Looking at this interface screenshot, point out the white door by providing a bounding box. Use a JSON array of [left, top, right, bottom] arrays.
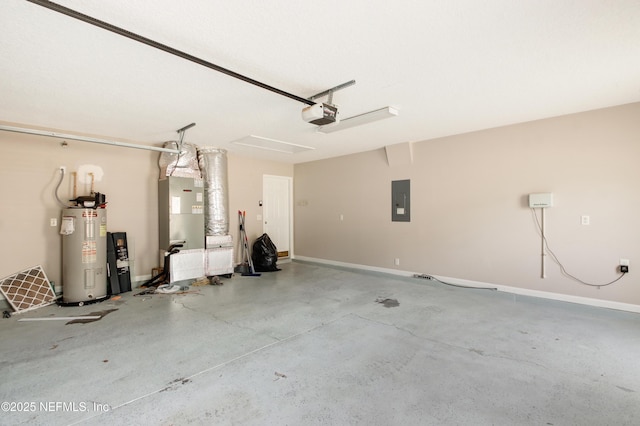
[[263, 175, 292, 258]]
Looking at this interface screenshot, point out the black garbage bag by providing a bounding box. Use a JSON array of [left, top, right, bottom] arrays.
[[252, 233, 280, 272]]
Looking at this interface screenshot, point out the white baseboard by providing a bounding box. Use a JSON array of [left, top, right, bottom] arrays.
[[293, 255, 640, 314], [294, 255, 416, 277], [132, 275, 151, 288]]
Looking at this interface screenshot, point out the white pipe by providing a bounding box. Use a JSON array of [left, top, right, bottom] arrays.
[[541, 208, 546, 278], [18, 316, 101, 321], [0, 125, 181, 154]]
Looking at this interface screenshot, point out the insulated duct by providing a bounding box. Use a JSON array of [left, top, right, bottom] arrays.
[[197, 147, 229, 236], [158, 141, 201, 179]]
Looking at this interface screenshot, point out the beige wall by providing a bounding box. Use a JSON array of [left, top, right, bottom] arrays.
[[0, 125, 292, 294], [2, 103, 638, 307], [227, 154, 293, 262], [294, 102, 640, 306]]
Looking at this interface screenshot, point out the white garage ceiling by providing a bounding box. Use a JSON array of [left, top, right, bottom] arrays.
[[1, 0, 639, 163]]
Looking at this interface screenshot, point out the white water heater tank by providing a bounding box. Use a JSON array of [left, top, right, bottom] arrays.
[[60, 208, 108, 304]]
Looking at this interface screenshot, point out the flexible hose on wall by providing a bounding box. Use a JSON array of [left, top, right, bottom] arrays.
[[54, 168, 72, 209]]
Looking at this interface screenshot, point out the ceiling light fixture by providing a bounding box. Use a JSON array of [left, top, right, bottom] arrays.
[[317, 106, 399, 133]]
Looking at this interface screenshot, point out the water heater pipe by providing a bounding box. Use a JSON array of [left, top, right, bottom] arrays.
[[72, 172, 77, 199], [541, 208, 546, 279], [89, 172, 95, 195]]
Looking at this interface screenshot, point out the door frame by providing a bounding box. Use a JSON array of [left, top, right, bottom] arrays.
[[262, 174, 294, 259]]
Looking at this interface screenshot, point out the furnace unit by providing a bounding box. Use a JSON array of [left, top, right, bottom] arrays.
[[158, 176, 205, 250], [158, 176, 205, 282]]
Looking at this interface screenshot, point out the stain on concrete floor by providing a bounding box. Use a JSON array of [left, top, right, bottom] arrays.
[[375, 298, 399, 308]]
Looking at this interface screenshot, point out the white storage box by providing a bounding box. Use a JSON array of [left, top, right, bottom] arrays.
[[206, 235, 233, 249], [160, 248, 205, 283], [206, 235, 234, 276]]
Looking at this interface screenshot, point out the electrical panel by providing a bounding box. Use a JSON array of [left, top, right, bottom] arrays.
[[392, 179, 411, 222]]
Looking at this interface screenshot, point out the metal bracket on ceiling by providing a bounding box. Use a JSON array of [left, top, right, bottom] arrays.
[[176, 122, 196, 150], [308, 80, 356, 105]]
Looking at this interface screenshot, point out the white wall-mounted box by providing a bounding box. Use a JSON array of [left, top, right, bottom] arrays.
[[529, 193, 554, 208]]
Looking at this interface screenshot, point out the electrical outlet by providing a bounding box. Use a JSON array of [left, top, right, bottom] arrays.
[[581, 215, 590, 225], [59, 166, 66, 174], [50, 218, 57, 227], [394, 258, 400, 266], [620, 259, 629, 273]]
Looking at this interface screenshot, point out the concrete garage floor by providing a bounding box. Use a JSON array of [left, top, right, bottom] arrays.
[[1, 261, 639, 425]]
